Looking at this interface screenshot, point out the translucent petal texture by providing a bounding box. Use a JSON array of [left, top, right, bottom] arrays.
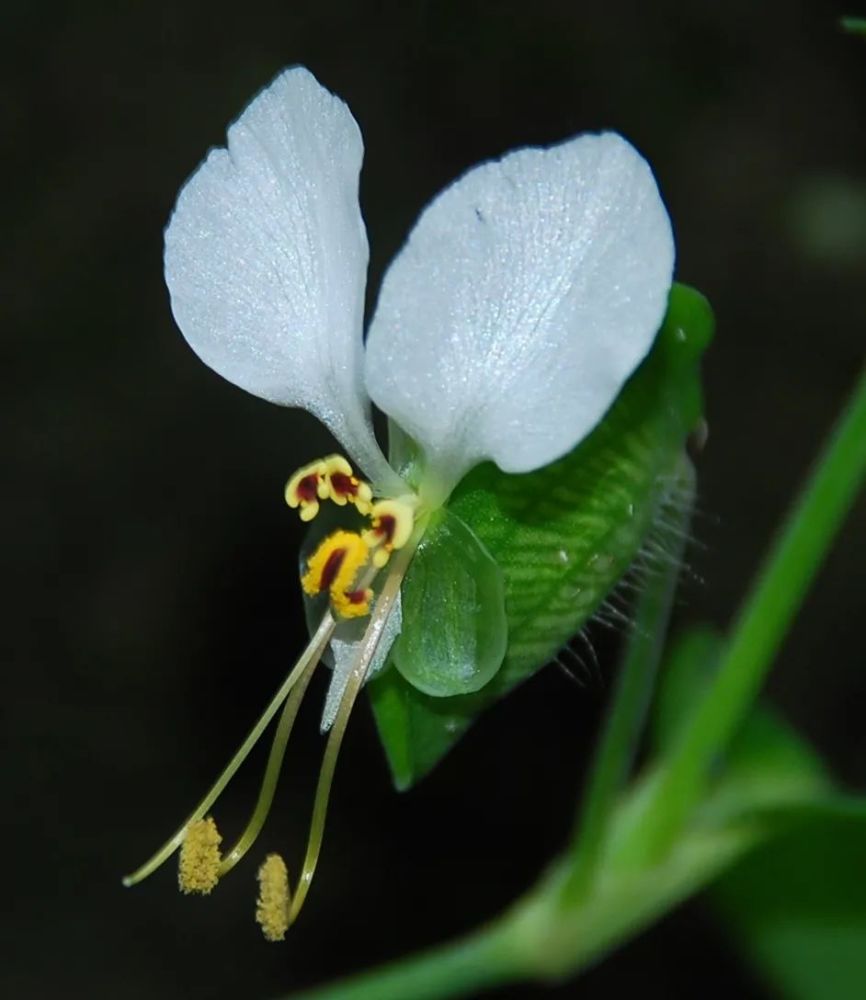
[[392, 510, 507, 697], [365, 132, 675, 499], [164, 67, 396, 488]]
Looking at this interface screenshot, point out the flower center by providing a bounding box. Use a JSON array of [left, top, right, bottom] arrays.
[[288, 455, 418, 619]]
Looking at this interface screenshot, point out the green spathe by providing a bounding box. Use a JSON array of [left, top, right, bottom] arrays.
[[370, 283, 715, 789]]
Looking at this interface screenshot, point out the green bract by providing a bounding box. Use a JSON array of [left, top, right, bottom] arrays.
[[392, 509, 507, 697], [369, 282, 714, 789]]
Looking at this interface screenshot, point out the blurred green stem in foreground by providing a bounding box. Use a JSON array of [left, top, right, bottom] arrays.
[[840, 16, 866, 37], [630, 361, 866, 862], [290, 364, 866, 1000]]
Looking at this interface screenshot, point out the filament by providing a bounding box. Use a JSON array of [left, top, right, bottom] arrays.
[[122, 611, 336, 888], [285, 536, 417, 925], [217, 657, 317, 876], [215, 539, 406, 877]]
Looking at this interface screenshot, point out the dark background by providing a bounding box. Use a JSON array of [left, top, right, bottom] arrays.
[[6, 2, 866, 997]]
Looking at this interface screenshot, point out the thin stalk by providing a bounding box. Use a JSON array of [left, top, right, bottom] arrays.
[[219, 657, 318, 875], [563, 459, 695, 900], [637, 365, 866, 858], [288, 657, 366, 922], [286, 532, 420, 923], [122, 611, 335, 887]]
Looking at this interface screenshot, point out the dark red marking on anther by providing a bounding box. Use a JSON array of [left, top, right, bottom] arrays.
[[320, 548, 347, 590], [330, 472, 358, 498], [346, 589, 369, 605], [296, 474, 320, 503], [375, 514, 397, 544]]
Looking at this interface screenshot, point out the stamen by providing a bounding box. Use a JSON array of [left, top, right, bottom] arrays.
[[256, 854, 290, 942], [363, 498, 416, 568], [276, 530, 421, 927], [122, 612, 335, 888], [285, 460, 329, 522], [323, 455, 373, 514], [301, 530, 374, 619], [178, 817, 222, 894], [332, 585, 374, 619]]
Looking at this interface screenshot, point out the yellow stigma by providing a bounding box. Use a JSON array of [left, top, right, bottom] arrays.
[[256, 853, 291, 942], [363, 497, 417, 568], [301, 529, 373, 618], [285, 459, 329, 522], [178, 817, 222, 895]]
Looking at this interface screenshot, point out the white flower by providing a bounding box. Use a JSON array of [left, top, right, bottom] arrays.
[[164, 66, 674, 509], [129, 66, 675, 932]]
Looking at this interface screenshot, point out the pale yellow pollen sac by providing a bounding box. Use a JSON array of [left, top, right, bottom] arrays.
[[285, 459, 329, 522], [178, 817, 222, 895], [322, 454, 373, 515], [256, 853, 290, 942], [363, 497, 417, 569]]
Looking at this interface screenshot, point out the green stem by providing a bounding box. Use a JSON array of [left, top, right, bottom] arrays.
[[638, 364, 866, 857], [288, 920, 520, 1000], [285, 799, 760, 1000], [563, 459, 695, 900]]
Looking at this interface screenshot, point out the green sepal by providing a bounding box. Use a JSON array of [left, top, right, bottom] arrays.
[[392, 509, 507, 697], [371, 283, 715, 789]]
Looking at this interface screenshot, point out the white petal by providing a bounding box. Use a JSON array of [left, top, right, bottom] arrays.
[[164, 67, 395, 487], [365, 132, 674, 497]]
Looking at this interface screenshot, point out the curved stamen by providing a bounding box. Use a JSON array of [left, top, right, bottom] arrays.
[[257, 531, 421, 933], [122, 611, 336, 888]]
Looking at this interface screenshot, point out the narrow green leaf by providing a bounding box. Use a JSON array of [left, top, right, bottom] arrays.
[[649, 624, 830, 824], [634, 363, 866, 858], [714, 808, 866, 1000], [684, 629, 866, 1000]]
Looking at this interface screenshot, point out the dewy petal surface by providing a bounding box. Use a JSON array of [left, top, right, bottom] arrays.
[[164, 67, 395, 487], [365, 132, 675, 497]]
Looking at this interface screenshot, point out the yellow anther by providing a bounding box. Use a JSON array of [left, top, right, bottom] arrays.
[[301, 529, 369, 597], [362, 498, 416, 566], [332, 585, 374, 619], [256, 854, 290, 942], [178, 817, 222, 895], [301, 529, 374, 619], [323, 455, 373, 515], [285, 460, 329, 522]]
